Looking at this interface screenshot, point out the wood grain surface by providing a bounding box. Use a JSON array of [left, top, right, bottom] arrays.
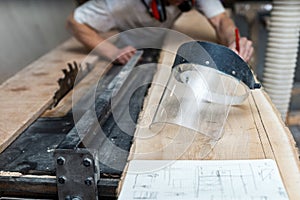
[[122, 33, 300, 200]]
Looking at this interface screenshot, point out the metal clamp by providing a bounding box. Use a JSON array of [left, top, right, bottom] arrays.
[[55, 149, 99, 200]]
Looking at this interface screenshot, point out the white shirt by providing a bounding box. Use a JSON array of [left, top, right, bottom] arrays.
[[73, 0, 225, 47], [74, 0, 225, 32]]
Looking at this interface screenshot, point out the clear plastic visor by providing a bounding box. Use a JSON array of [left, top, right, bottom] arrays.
[[151, 63, 249, 140]]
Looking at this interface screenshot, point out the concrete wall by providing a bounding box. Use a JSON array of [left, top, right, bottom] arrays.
[[0, 0, 76, 84]]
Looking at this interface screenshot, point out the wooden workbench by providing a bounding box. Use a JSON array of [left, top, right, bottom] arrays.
[[119, 11, 300, 199]]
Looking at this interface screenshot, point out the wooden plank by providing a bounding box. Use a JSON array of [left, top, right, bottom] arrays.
[[122, 34, 300, 199], [0, 38, 99, 153], [128, 51, 266, 160], [172, 9, 217, 43], [128, 37, 268, 160], [251, 90, 300, 200]]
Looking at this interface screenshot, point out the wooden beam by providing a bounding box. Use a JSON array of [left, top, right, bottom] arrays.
[[172, 9, 217, 43], [251, 90, 300, 200]]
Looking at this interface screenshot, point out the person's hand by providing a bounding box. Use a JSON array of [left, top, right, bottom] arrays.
[[113, 46, 136, 65], [229, 37, 253, 62]]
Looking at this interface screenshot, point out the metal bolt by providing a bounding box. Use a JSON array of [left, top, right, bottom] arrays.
[[65, 196, 72, 200], [57, 156, 65, 165], [83, 158, 92, 167], [65, 196, 82, 200], [72, 197, 82, 200], [58, 176, 66, 184], [84, 177, 93, 186], [254, 83, 261, 89], [64, 121, 71, 126]]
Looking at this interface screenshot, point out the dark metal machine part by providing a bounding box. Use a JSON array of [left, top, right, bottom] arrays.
[[55, 50, 145, 200], [0, 49, 160, 199], [52, 61, 94, 108], [172, 41, 261, 89]]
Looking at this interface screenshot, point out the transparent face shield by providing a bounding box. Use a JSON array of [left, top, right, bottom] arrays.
[[151, 41, 261, 141]]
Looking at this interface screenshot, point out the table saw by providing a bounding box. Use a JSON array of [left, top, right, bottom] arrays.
[[0, 37, 161, 199]]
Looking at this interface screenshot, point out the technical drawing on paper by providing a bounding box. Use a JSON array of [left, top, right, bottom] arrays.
[[118, 159, 289, 200]]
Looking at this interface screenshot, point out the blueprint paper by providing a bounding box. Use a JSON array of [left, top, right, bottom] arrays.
[[118, 159, 289, 200]]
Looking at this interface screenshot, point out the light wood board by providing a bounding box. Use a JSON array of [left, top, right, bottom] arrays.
[[172, 9, 217, 43], [0, 38, 100, 153], [121, 34, 300, 199]]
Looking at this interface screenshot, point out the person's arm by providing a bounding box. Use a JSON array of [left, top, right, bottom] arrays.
[[208, 12, 253, 62], [66, 13, 136, 64]]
